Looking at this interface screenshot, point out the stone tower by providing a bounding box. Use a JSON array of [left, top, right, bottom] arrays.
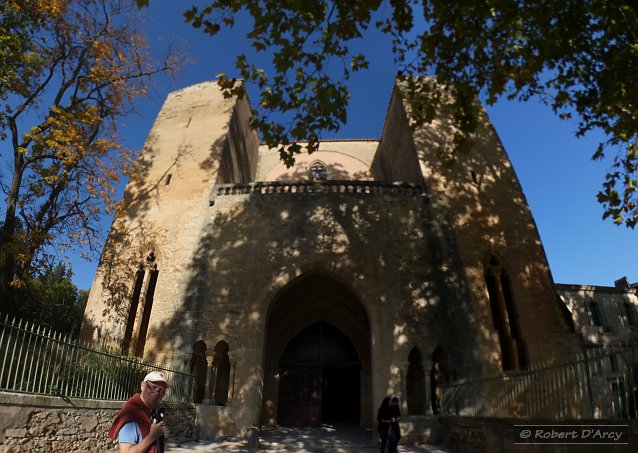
[[81, 80, 579, 435]]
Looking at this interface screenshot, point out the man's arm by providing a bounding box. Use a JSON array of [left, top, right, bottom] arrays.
[[119, 421, 164, 453]]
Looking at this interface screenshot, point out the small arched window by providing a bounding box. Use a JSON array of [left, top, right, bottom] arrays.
[[191, 341, 208, 403], [308, 161, 328, 181], [213, 340, 231, 405], [406, 347, 426, 415]]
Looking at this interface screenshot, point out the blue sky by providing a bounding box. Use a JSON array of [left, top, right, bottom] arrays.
[[72, 1, 637, 289]]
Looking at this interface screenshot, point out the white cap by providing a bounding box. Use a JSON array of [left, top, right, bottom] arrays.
[[143, 371, 168, 384]]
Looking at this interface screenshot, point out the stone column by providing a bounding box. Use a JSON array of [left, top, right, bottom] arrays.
[[204, 356, 214, 405], [425, 361, 433, 415]]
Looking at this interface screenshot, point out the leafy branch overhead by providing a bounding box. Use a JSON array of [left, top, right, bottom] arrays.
[[140, 1, 637, 228]]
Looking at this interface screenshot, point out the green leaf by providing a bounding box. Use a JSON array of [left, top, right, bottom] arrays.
[[203, 22, 221, 36], [183, 7, 197, 24]]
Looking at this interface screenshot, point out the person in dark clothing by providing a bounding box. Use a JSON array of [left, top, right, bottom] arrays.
[[376, 396, 393, 453], [389, 396, 401, 453]]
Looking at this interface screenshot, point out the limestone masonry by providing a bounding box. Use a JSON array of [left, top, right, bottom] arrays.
[[81, 79, 585, 436]]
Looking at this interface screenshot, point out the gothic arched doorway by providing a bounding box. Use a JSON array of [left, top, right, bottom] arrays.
[[262, 272, 371, 427], [278, 321, 360, 425]]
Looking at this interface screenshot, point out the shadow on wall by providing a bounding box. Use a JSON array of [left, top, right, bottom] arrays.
[[82, 130, 228, 343], [134, 173, 495, 430], [406, 89, 578, 372], [264, 152, 374, 182], [85, 82, 578, 432]]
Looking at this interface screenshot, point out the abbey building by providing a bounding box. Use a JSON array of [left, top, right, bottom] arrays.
[[81, 80, 587, 434]]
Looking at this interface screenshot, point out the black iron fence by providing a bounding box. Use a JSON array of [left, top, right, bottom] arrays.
[[0, 316, 194, 402], [442, 345, 638, 419]]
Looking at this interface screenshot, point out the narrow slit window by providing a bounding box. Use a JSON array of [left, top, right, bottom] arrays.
[[135, 269, 159, 357], [122, 269, 144, 353], [485, 256, 527, 371]]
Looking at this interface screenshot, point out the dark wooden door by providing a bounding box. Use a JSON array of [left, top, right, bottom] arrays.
[[277, 366, 322, 426]]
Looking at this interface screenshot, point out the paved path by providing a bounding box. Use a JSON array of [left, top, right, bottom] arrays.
[[166, 424, 452, 452]]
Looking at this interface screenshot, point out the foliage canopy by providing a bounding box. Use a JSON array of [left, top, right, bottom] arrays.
[[140, 0, 638, 227]]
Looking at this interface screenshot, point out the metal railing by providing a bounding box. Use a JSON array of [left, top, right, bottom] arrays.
[[0, 316, 194, 402], [441, 345, 638, 419]]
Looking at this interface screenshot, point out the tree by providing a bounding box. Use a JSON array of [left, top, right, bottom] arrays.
[[139, 0, 638, 227], [0, 0, 179, 313], [16, 261, 88, 337]]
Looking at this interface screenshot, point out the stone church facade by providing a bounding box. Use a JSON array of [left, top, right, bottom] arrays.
[[81, 80, 581, 435]]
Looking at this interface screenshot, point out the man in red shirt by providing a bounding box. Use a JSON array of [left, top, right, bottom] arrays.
[[108, 371, 168, 453]]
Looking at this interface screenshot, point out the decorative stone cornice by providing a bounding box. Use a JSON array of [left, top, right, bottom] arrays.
[[211, 180, 427, 203]]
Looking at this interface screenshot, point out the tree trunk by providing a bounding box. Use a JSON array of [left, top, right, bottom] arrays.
[[0, 150, 25, 315]]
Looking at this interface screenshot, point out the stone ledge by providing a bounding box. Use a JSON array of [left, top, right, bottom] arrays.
[[0, 391, 123, 410], [212, 180, 427, 199]]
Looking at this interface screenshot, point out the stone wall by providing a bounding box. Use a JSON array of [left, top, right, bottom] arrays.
[[396, 83, 582, 374], [80, 79, 589, 434], [195, 183, 483, 429], [0, 392, 197, 453], [80, 80, 243, 360]]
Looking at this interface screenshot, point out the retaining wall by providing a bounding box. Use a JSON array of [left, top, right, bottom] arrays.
[[0, 391, 197, 452]]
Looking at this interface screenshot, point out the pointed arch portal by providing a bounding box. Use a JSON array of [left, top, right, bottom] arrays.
[[262, 272, 371, 427]]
